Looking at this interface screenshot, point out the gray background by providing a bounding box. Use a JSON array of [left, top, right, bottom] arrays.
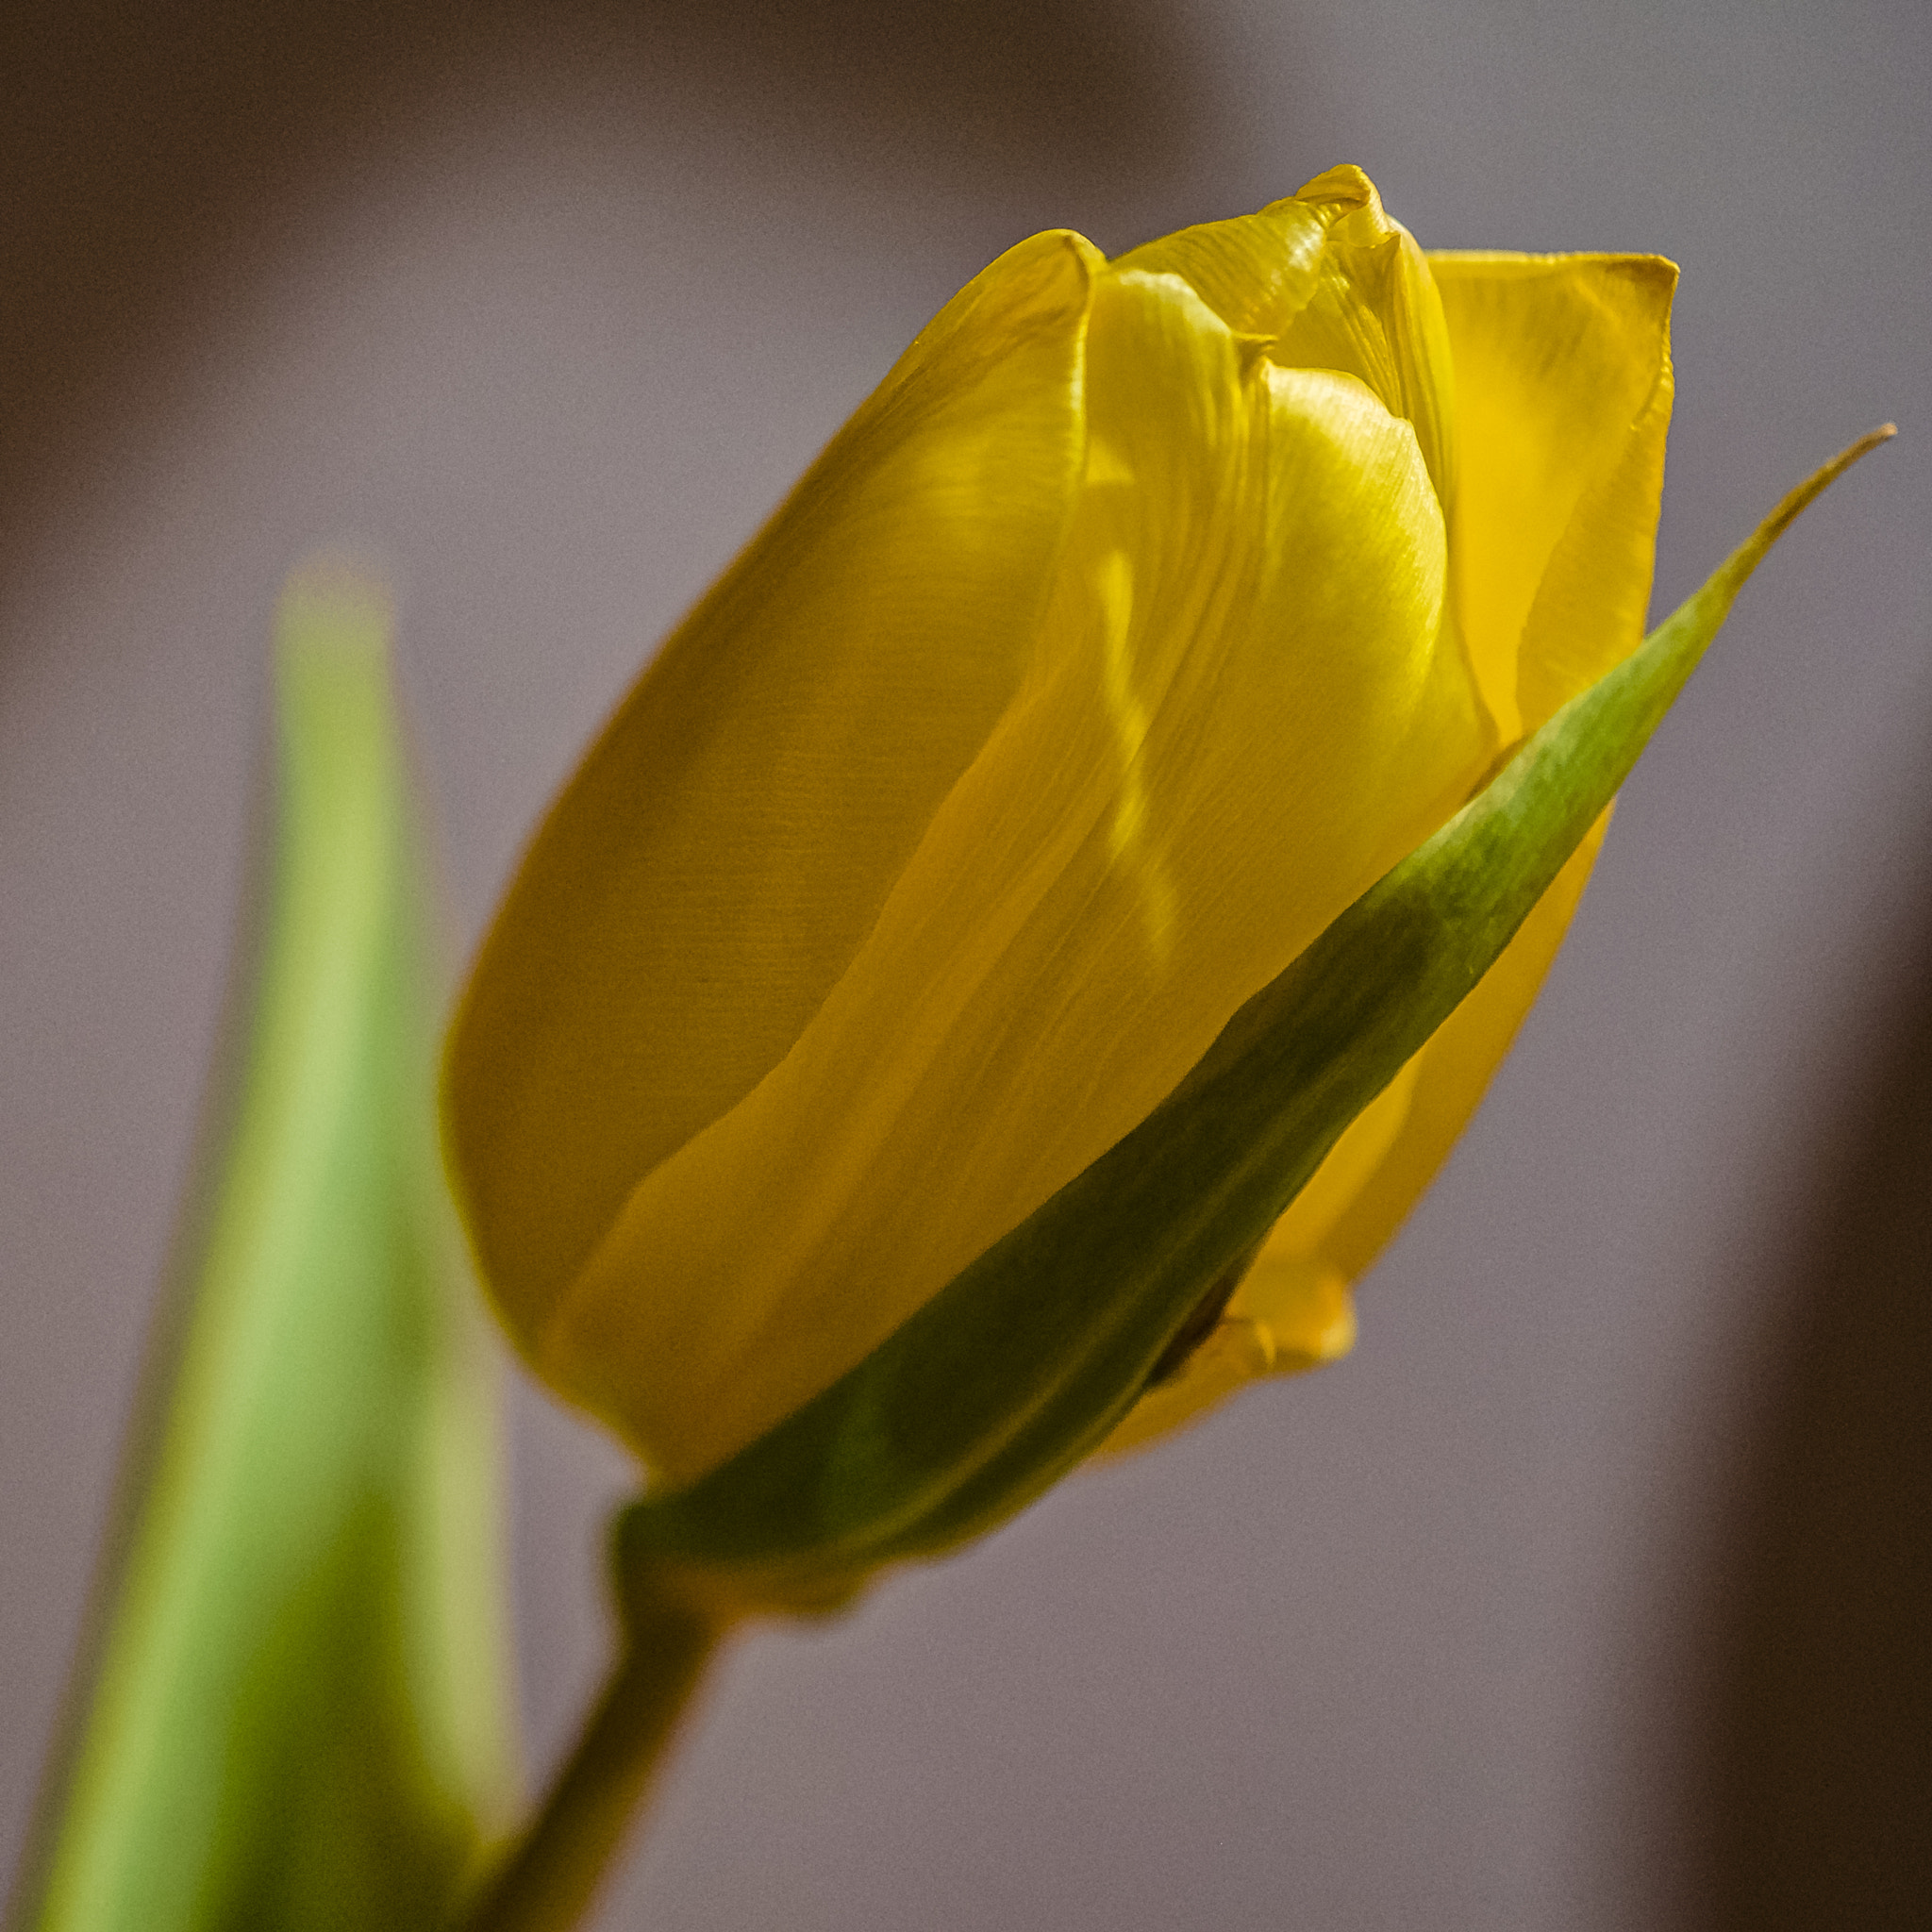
[[4, 2, 1928, 1926]]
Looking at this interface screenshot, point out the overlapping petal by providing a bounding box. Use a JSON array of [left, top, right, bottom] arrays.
[[1123, 166, 1458, 508], [1430, 252, 1675, 739], [445, 230, 1099, 1341], [545, 261, 1489, 1481]]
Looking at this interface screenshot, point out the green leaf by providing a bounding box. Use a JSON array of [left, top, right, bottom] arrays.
[[18, 567, 518, 1932], [620, 428, 1894, 1610]]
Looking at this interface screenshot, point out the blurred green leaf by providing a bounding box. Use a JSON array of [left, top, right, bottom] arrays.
[[18, 566, 517, 1932], [620, 431, 1892, 1608]]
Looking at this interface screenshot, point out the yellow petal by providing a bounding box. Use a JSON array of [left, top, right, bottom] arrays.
[[444, 228, 1100, 1345], [1110, 193, 1332, 337], [1101, 809, 1609, 1454], [1121, 165, 1458, 509], [1430, 253, 1676, 740], [549, 261, 1490, 1481], [1283, 166, 1459, 511], [1238, 1257, 1358, 1372]]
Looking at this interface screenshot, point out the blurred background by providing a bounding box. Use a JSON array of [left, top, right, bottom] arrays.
[[3, 1, 1927, 1926]]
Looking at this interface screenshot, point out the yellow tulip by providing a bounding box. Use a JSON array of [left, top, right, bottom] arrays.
[[444, 165, 1674, 1488]]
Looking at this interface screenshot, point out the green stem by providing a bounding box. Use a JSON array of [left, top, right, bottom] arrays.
[[452, 1573, 726, 1932]]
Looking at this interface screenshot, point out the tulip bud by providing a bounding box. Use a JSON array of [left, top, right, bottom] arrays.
[[444, 165, 1874, 1607]]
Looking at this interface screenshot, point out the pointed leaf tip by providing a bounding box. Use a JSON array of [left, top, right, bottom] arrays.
[[1716, 422, 1897, 601]]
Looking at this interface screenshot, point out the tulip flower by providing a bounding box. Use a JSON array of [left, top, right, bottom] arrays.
[[446, 161, 1836, 1536], [446, 165, 1677, 1492]]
